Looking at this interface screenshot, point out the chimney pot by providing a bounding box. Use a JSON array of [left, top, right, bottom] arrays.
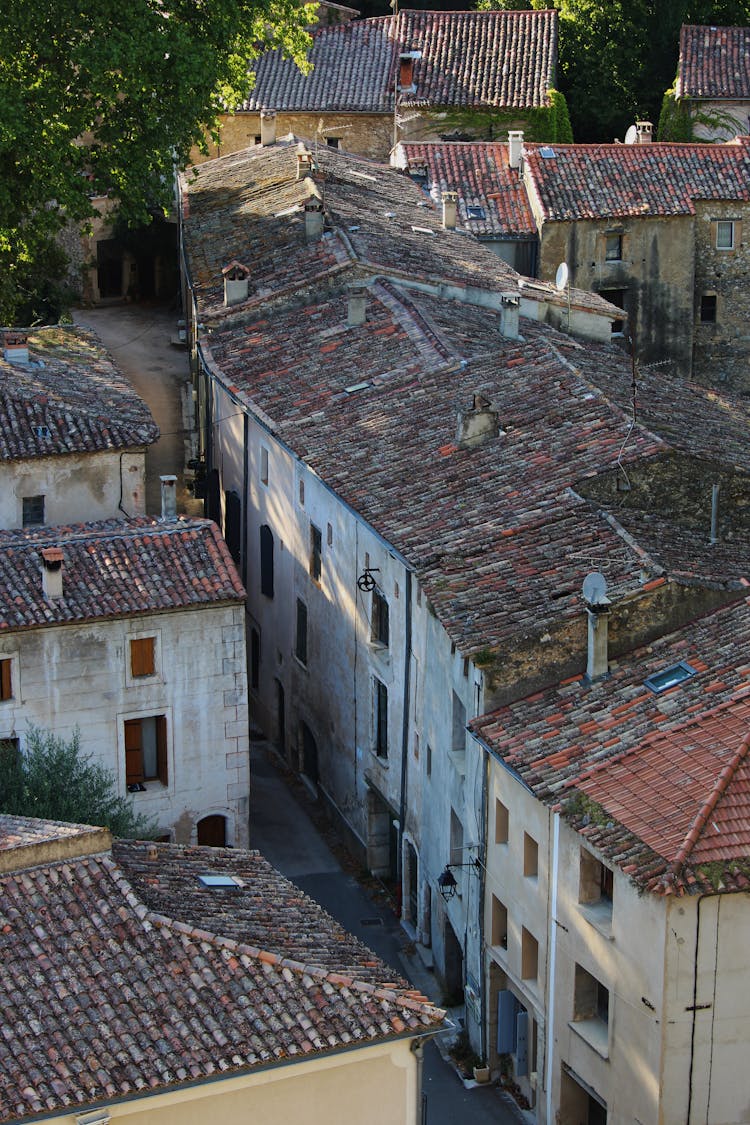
[[41, 547, 64, 601], [398, 52, 418, 92], [160, 475, 177, 519], [508, 130, 524, 170], [585, 604, 610, 681], [441, 191, 458, 230], [3, 332, 29, 365], [260, 109, 277, 146], [635, 121, 653, 144], [499, 292, 520, 340], [347, 288, 367, 327], [305, 198, 325, 240], [222, 260, 250, 307], [297, 149, 314, 180]]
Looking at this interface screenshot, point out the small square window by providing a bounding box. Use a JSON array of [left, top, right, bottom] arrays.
[[22, 495, 45, 527], [0, 658, 12, 701], [130, 637, 155, 678], [700, 294, 717, 323], [326, 137, 340, 149], [254, 135, 262, 145], [495, 799, 509, 844], [604, 233, 622, 261], [716, 220, 735, 250]]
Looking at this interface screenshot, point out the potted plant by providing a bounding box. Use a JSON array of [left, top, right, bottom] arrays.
[[472, 1061, 491, 1084]]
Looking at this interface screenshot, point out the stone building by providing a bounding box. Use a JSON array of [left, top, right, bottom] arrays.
[[0, 518, 250, 846], [521, 132, 750, 392], [178, 137, 750, 1059], [674, 23, 750, 141], [201, 9, 563, 164], [472, 595, 750, 1125], [0, 816, 443, 1125]]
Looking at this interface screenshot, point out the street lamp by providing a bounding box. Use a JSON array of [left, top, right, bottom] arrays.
[[437, 856, 481, 902]]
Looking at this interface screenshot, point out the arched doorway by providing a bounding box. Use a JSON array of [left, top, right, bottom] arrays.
[[197, 815, 227, 847]]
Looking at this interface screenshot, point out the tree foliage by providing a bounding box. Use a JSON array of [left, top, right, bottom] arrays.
[[0, 0, 315, 323], [0, 726, 157, 838]]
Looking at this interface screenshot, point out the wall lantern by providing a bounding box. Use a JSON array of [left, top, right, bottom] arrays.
[[437, 856, 481, 902]]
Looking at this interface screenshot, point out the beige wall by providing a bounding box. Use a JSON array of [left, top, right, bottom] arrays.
[[0, 603, 249, 846], [49, 1039, 421, 1125], [692, 199, 750, 393], [1, 449, 147, 530]]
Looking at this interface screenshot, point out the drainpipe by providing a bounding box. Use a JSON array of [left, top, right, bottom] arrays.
[[545, 810, 561, 1125], [478, 737, 490, 1064], [397, 569, 412, 885], [687, 893, 718, 1124]]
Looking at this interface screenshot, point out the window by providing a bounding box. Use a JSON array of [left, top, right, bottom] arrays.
[[604, 233, 622, 261], [124, 715, 167, 787], [22, 495, 45, 527], [579, 848, 614, 933], [309, 522, 322, 582], [298, 479, 305, 506], [451, 691, 466, 753], [130, 637, 155, 678], [524, 833, 538, 877], [449, 807, 464, 866], [491, 895, 508, 949], [0, 658, 12, 701], [254, 134, 262, 145], [260, 447, 269, 485], [716, 220, 735, 250], [224, 490, 242, 565], [700, 294, 717, 323], [260, 525, 274, 598], [466, 205, 485, 220], [495, 799, 509, 844], [599, 288, 626, 337], [374, 677, 388, 757], [295, 598, 308, 665], [522, 928, 539, 981], [426, 743, 432, 777], [326, 137, 340, 149], [327, 522, 333, 547], [574, 964, 609, 1029], [645, 660, 696, 694], [371, 588, 389, 646]]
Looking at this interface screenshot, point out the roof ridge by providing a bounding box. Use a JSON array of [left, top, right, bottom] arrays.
[[0, 516, 213, 548]]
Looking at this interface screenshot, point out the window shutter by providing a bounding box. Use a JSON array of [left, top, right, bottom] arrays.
[[516, 1010, 529, 1076], [497, 990, 517, 1054], [224, 490, 242, 565], [0, 659, 11, 701], [131, 638, 155, 677], [206, 468, 221, 523], [124, 719, 144, 784], [260, 525, 274, 597], [156, 715, 168, 784]]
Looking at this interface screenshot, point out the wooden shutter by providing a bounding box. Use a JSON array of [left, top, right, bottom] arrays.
[[0, 659, 11, 701], [497, 990, 517, 1054], [260, 525, 274, 597], [124, 719, 144, 784], [156, 715, 168, 784], [516, 1010, 529, 1076], [130, 637, 155, 677]]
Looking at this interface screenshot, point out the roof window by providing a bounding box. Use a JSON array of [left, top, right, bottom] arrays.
[[466, 205, 485, 220], [540, 147, 556, 159], [644, 661, 697, 694], [198, 873, 242, 888]]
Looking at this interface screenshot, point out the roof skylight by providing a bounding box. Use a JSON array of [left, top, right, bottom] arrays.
[[198, 873, 242, 888], [644, 661, 697, 694]]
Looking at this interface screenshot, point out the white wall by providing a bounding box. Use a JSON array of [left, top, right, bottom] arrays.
[[0, 603, 249, 845], [0, 450, 147, 529]]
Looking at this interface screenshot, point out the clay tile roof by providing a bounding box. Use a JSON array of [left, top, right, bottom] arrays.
[[471, 597, 750, 894], [396, 141, 537, 237], [243, 9, 558, 113], [524, 138, 750, 221], [678, 24, 750, 100], [0, 824, 443, 1122], [0, 326, 159, 461], [0, 517, 245, 632]]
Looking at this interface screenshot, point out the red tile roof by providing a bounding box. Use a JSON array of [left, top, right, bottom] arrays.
[[472, 597, 750, 894], [678, 24, 750, 100], [0, 824, 443, 1122], [243, 9, 558, 113], [524, 137, 750, 221], [0, 327, 158, 462], [0, 518, 245, 632], [396, 142, 537, 237]]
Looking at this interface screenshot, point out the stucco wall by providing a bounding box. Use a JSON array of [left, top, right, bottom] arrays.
[[0, 603, 249, 846], [0, 449, 147, 530]]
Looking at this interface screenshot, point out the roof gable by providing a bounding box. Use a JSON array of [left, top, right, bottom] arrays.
[[679, 24, 750, 101]]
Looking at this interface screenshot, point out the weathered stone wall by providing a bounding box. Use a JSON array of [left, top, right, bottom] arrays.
[[689, 98, 750, 142], [692, 199, 750, 393], [194, 112, 395, 164]]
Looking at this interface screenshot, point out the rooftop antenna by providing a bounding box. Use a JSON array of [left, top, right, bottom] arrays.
[[582, 571, 609, 607], [555, 261, 570, 332]]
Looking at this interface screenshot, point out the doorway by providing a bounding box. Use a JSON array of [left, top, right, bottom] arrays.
[[444, 918, 464, 1002], [197, 815, 227, 847]]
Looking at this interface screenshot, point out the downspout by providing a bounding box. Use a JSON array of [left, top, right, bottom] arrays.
[[242, 413, 249, 588], [397, 569, 412, 883], [686, 892, 716, 1125], [478, 737, 490, 1064], [545, 810, 560, 1125]]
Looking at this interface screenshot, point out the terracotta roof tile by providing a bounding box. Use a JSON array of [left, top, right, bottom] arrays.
[[524, 137, 750, 221], [0, 826, 443, 1121], [243, 9, 558, 113], [0, 327, 159, 461], [0, 518, 245, 632], [678, 24, 750, 100]]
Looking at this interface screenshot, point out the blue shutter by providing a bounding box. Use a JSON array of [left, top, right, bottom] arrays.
[[497, 990, 516, 1054], [516, 1010, 529, 1076]]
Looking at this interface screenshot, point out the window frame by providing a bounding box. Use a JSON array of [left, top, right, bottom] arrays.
[[716, 220, 735, 250], [374, 677, 388, 758], [22, 494, 45, 527], [604, 233, 623, 262], [572, 962, 610, 1057], [123, 714, 169, 788], [0, 657, 13, 702], [129, 636, 156, 679], [700, 293, 717, 323], [371, 587, 390, 647], [309, 522, 322, 582]]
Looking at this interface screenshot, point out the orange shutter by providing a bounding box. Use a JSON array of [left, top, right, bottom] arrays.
[[130, 637, 155, 677], [0, 660, 11, 701], [124, 719, 144, 784]]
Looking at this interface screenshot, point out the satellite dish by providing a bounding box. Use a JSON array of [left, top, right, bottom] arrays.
[[555, 262, 569, 291], [624, 124, 638, 145], [582, 571, 609, 606]]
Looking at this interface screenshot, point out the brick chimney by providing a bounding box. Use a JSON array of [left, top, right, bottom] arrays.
[[508, 130, 524, 171], [260, 109, 277, 146], [222, 260, 251, 307], [160, 475, 177, 519], [347, 287, 367, 327], [41, 547, 64, 601], [635, 121, 653, 144], [499, 292, 520, 340], [442, 191, 458, 230], [3, 332, 29, 365]]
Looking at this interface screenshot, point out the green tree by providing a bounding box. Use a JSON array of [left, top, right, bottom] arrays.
[[0, 0, 315, 323], [0, 726, 157, 838]]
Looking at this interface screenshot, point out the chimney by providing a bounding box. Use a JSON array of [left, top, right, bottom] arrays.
[[398, 52, 419, 92], [456, 393, 500, 449], [635, 121, 653, 144], [222, 260, 251, 307], [508, 130, 524, 171], [305, 197, 325, 240], [442, 191, 458, 230], [3, 332, 29, 365], [582, 572, 611, 681], [160, 475, 177, 519], [41, 547, 64, 601], [499, 292, 520, 340], [260, 109, 277, 146], [347, 287, 367, 327], [297, 149, 314, 180]]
